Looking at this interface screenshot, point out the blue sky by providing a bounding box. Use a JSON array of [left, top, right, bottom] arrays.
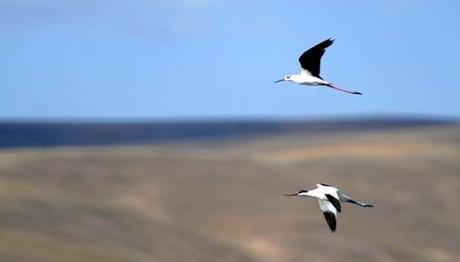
[[0, 0, 459, 119]]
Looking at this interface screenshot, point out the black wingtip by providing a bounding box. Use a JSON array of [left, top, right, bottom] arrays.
[[325, 38, 335, 47], [323, 38, 334, 47], [329, 225, 336, 233], [323, 212, 337, 233], [352, 92, 362, 95]]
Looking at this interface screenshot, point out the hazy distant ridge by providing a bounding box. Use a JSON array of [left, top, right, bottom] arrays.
[[0, 118, 453, 148]]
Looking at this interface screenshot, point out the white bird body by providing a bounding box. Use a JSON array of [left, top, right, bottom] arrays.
[[275, 38, 362, 95], [288, 71, 329, 86], [286, 183, 373, 232]]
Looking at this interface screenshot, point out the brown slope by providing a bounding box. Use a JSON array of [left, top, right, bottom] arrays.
[[0, 125, 459, 261]]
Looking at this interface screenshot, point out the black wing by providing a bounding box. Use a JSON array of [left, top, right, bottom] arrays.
[[325, 194, 341, 213], [298, 38, 334, 78], [323, 211, 337, 233]]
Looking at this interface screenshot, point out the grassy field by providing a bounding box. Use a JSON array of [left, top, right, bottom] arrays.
[[0, 124, 459, 261]]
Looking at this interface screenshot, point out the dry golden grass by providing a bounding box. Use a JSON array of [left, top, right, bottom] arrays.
[[253, 142, 457, 163], [0, 125, 459, 261]]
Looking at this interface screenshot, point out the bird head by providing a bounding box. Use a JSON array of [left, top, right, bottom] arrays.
[[284, 189, 308, 197], [274, 75, 291, 83]]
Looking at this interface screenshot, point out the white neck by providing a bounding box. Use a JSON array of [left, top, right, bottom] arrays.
[[298, 188, 325, 199], [298, 191, 314, 198]]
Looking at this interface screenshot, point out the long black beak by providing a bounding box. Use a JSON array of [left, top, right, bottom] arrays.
[[274, 79, 285, 83], [284, 193, 298, 196]]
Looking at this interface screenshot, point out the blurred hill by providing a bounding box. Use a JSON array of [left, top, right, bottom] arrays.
[[0, 119, 459, 261], [0, 117, 453, 148]]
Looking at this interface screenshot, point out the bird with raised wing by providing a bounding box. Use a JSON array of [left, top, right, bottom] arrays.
[[285, 183, 373, 232], [275, 38, 362, 95]]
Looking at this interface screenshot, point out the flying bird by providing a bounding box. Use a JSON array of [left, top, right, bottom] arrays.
[[285, 183, 373, 232], [275, 38, 362, 95]]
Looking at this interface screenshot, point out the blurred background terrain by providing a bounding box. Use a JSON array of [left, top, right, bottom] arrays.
[[1, 119, 459, 262]]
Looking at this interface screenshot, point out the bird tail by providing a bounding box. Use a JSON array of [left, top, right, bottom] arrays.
[[347, 199, 374, 207]]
